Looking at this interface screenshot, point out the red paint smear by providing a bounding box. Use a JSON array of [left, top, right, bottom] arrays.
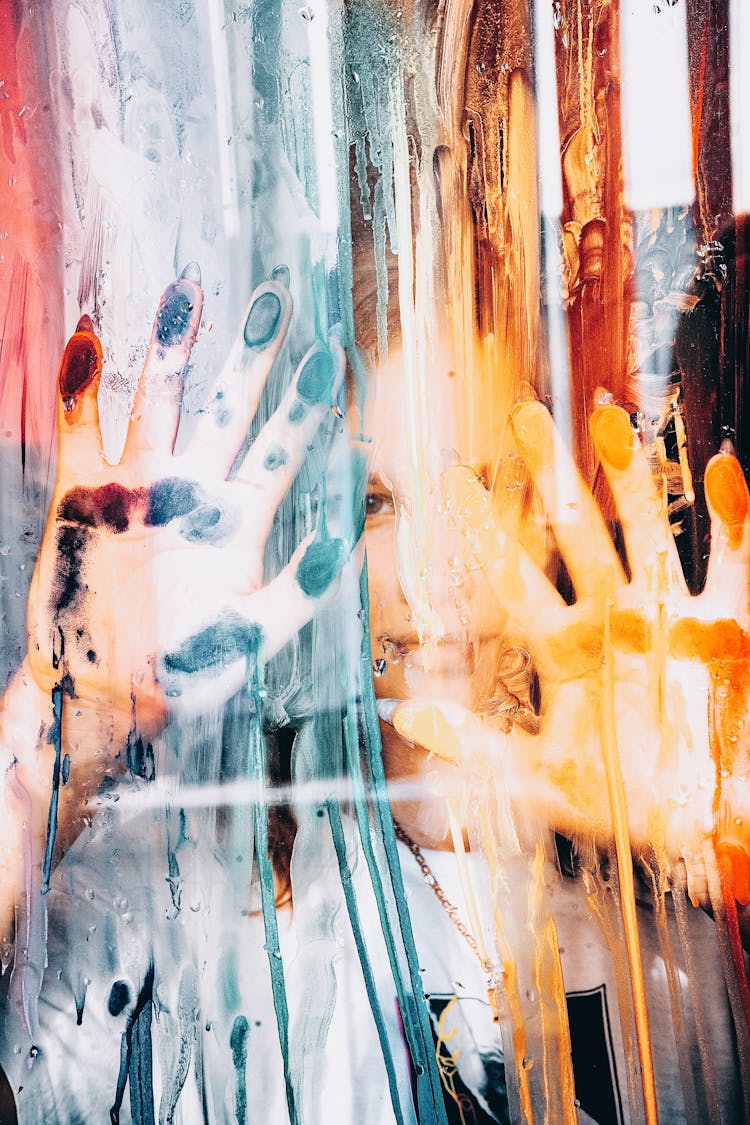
[[716, 847, 750, 1036], [691, 20, 709, 180], [0, 6, 64, 460]]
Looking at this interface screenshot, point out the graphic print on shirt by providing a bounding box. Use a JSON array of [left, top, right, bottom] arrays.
[[565, 985, 624, 1125], [405, 986, 623, 1125]]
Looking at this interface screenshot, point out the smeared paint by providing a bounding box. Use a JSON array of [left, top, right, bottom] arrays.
[[108, 980, 131, 1018], [179, 503, 236, 544], [158, 967, 199, 1125], [110, 967, 155, 1125], [59, 483, 139, 533], [326, 799, 407, 1125], [162, 617, 262, 676], [230, 1015, 249, 1124], [145, 478, 200, 527], [288, 399, 307, 425], [58, 320, 102, 410], [263, 445, 288, 472], [42, 675, 75, 895], [245, 645, 296, 1123], [126, 734, 155, 781], [155, 280, 195, 350], [243, 291, 282, 348], [51, 524, 90, 614], [296, 348, 334, 405], [296, 537, 345, 598]]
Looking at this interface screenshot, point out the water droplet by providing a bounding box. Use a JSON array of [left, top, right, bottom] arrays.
[[522, 1056, 534, 1071], [299, 5, 314, 18], [372, 657, 387, 677]]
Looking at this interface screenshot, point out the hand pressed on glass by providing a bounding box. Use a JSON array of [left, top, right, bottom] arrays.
[[389, 400, 750, 889], [1, 267, 347, 925]]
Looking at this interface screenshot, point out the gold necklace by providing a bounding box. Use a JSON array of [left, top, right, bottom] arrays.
[[393, 818, 500, 1023]]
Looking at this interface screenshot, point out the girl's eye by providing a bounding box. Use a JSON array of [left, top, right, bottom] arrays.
[[365, 491, 393, 519]]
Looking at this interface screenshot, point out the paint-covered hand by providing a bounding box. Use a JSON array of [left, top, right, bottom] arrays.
[[24, 266, 347, 752], [391, 401, 750, 895]]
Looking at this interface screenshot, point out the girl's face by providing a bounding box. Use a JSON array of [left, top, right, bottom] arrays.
[[362, 349, 508, 716]]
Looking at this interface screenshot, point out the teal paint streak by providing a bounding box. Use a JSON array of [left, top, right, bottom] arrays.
[[297, 536, 345, 598], [247, 653, 297, 1125], [230, 1015, 249, 1125], [326, 799, 408, 1125], [348, 558, 449, 1125], [42, 682, 65, 894]]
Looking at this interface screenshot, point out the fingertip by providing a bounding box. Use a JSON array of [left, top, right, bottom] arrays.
[[705, 450, 749, 549], [179, 261, 201, 284], [440, 464, 490, 523], [295, 344, 335, 406], [590, 404, 636, 472], [392, 701, 464, 761], [153, 276, 203, 353], [271, 263, 290, 289], [243, 282, 290, 351], [509, 400, 551, 472], [296, 536, 347, 599], [58, 321, 103, 419]]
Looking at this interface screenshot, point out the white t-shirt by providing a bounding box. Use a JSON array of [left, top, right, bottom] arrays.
[[0, 799, 743, 1124]]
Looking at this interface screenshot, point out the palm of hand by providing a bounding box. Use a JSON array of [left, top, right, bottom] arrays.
[[26, 271, 343, 750], [395, 400, 750, 873]]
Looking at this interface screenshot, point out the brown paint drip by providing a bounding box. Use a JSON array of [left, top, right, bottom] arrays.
[[685, 0, 732, 246], [553, 0, 632, 494]]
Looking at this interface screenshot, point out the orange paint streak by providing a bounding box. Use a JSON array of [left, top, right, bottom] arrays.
[[705, 453, 749, 549], [590, 405, 635, 472], [715, 846, 750, 1035]]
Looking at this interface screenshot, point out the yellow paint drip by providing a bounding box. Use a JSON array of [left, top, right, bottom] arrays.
[[601, 592, 660, 1125]]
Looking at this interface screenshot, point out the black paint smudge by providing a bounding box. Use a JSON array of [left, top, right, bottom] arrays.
[[126, 734, 155, 782], [42, 675, 75, 895], [52, 524, 90, 614], [155, 282, 194, 350], [108, 980, 132, 1018], [144, 478, 200, 527], [110, 965, 155, 1125], [58, 484, 141, 533]]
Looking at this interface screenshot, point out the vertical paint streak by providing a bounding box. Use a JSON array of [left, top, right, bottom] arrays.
[[703, 842, 750, 1116], [41, 683, 63, 895], [530, 844, 578, 1125], [129, 972, 155, 1125], [349, 560, 450, 1125], [444, 797, 489, 966], [671, 865, 722, 1125], [691, 21, 709, 179], [716, 848, 750, 1034], [247, 653, 296, 1125], [644, 862, 701, 1121], [475, 801, 533, 1125], [111, 968, 155, 1125], [6, 763, 43, 1039], [230, 1015, 249, 1125], [600, 596, 659, 1125], [326, 799, 407, 1125]]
